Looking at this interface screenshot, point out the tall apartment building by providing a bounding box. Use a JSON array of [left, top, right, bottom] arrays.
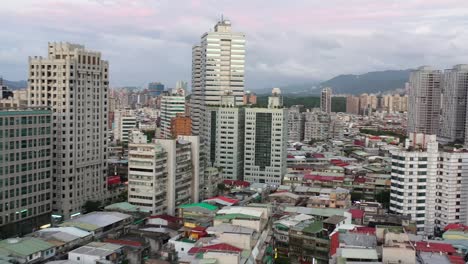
[[244, 90, 288, 185], [303, 109, 330, 142], [148, 82, 165, 97], [190, 45, 202, 135], [160, 94, 186, 139], [345, 95, 359, 115], [113, 109, 137, 144], [320, 87, 332, 114], [190, 19, 246, 136], [407, 66, 442, 135], [205, 95, 245, 180], [390, 133, 468, 235], [27, 42, 108, 219], [0, 108, 52, 238], [439, 65, 468, 143], [287, 105, 304, 142], [128, 136, 200, 215], [383, 94, 408, 113]]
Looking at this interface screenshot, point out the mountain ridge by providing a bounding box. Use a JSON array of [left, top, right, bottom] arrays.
[[255, 69, 412, 95]]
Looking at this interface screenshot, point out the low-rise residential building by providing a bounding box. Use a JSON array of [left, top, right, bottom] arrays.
[[0, 237, 55, 263], [68, 242, 125, 264]]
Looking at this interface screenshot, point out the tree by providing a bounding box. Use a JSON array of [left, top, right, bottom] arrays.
[[83, 200, 102, 213], [375, 190, 390, 209], [351, 191, 362, 202]]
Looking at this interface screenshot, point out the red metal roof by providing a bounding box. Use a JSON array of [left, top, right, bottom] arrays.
[[448, 255, 465, 264], [348, 209, 365, 219], [148, 214, 180, 223], [351, 227, 376, 235], [444, 223, 468, 231], [104, 239, 142, 247], [205, 196, 239, 205], [223, 180, 250, 187], [313, 153, 325, 158], [192, 226, 207, 232], [188, 243, 242, 254], [415, 242, 457, 254]]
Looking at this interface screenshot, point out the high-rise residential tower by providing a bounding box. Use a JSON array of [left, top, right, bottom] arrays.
[[390, 133, 468, 235], [244, 89, 288, 185], [439, 65, 468, 143], [407, 66, 442, 135], [190, 19, 246, 136], [0, 108, 53, 238], [27, 43, 108, 219], [287, 105, 304, 142], [160, 93, 186, 139], [346, 95, 359, 114], [320, 87, 332, 114]]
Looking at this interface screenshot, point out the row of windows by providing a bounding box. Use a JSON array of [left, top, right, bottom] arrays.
[[0, 171, 51, 187], [0, 204, 50, 225], [0, 116, 51, 126]]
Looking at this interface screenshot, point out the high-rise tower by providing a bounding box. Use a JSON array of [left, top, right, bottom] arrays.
[[27, 43, 108, 219], [190, 19, 246, 136], [439, 65, 468, 143], [407, 66, 442, 135], [320, 87, 332, 114]]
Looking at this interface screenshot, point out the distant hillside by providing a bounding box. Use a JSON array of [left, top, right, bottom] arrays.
[[320, 69, 411, 95], [255, 69, 411, 96], [2, 79, 27, 90]]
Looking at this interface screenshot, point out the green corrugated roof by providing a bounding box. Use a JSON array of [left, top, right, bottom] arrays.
[[215, 213, 260, 220], [303, 221, 323, 234], [178, 202, 218, 211], [0, 237, 54, 257]]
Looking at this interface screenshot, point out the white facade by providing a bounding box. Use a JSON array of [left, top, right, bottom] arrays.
[[439, 64, 468, 143], [320, 87, 332, 114], [244, 93, 288, 185], [303, 109, 330, 142], [27, 42, 108, 219], [191, 19, 245, 136], [408, 66, 442, 135], [160, 95, 185, 139], [390, 134, 468, 235], [287, 105, 304, 142], [205, 103, 245, 180], [113, 109, 137, 144], [128, 137, 201, 215]]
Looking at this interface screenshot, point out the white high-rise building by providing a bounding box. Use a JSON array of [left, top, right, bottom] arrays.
[[408, 66, 442, 135], [191, 19, 246, 136], [287, 105, 304, 142], [303, 109, 330, 142], [160, 94, 186, 139], [128, 136, 200, 215], [320, 87, 332, 114], [113, 109, 137, 144], [190, 45, 202, 135], [28, 42, 108, 219], [205, 94, 245, 180], [244, 89, 288, 185], [439, 64, 468, 143], [390, 133, 468, 235]]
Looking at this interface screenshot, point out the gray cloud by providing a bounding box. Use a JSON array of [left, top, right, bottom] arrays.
[[1, 0, 468, 91]]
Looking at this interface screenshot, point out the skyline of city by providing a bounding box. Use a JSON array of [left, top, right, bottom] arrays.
[[3, 3, 468, 264], [2, 1, 468, 89]]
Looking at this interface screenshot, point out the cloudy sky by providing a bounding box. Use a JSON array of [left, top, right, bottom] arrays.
[[1, 0, 468, 90]]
